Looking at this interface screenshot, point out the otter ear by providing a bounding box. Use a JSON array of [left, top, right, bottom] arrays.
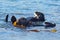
[[11, 16, 17, 24]]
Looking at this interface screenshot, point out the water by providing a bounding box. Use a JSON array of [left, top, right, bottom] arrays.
[[0, 0, 60, 40]]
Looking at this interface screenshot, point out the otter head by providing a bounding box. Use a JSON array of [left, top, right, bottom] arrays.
[[34, 11, 45, 22]]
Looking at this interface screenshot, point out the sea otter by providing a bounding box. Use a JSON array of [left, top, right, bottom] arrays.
[[5, 12, 56, 29]]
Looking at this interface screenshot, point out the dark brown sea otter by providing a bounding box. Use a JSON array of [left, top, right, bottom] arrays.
[[5, 12, 56, 32]]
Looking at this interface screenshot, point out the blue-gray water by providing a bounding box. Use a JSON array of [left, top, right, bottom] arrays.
[[0, 0, 60, 40]]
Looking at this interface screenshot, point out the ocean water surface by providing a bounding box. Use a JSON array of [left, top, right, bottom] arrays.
[[0, 0, 60, 40]]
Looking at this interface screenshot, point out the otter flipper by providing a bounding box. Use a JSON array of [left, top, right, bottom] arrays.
[[45, 22, 56, 29], [11, 16, 17, 24], [5, 14, 9, 22]]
